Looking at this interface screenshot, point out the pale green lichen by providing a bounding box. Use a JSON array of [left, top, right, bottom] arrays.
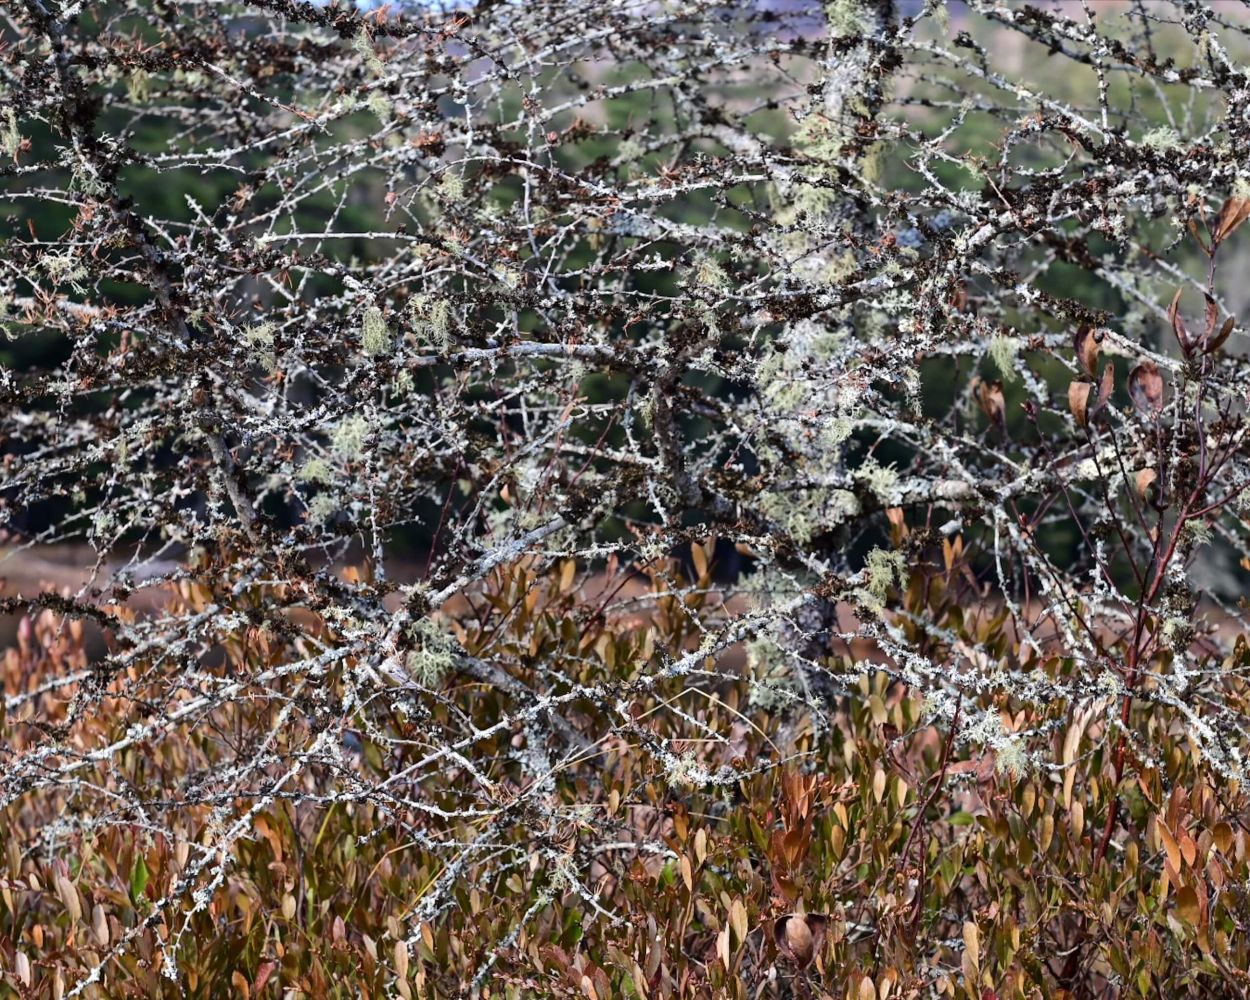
[[306, 493, 339, 525], [438, 170, 464, 202], [41, 252, 87, 292], [792, 113, 846, 175], [1142, 126, 1181, 151], [994, 736, 1031, 780], [127, 70, 151, 104], [821, 252, 858, 285], [854, 457, 899, 505], [1183, 519, 1212, 547], [745, 630, 805, 711], [242, 322, 277, 371], [850, 545, 907, 612], [663, 750, 715, 789], [616, 136, 645, 168], [361, 306, 390, 356], [409, 294, 451, 351], [1, 109, 20, 159], [352, 32, 385, 75], [825, 0, 872, 41], [691, 252, 730, 291], [405, 617, 458, 687], [367, 92, 393, 123], [860, 142, 885, 183], [331, 414, 370, 457], [988, 334, 1018, 383], [1160, 615, 1193, 652], [966, 711, 1032, 779], [863, 547, 907, 601], [758, 487, 860, 546], [298, 457, 334, 485]]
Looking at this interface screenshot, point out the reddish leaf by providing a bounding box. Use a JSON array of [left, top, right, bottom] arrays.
[[253, 962, 277, 995]]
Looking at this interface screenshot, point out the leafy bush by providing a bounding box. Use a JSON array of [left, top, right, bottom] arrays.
[[4, 0, 1250, 997]]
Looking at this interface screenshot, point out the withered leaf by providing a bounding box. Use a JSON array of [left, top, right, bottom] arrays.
[[774, 913, 829, 969], [1128, 360, 1164, 416], [1091, 362, 1114, 418], [1068, 380, 1092, 428], [1073, 325, 1101, 375], [1204, 293, 1219, 342], [1167, 288, 1190, 354], [1207, 315, 1235, 354], [1213, 196, 1250, 245]]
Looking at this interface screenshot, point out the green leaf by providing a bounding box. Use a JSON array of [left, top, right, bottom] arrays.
[[130, 854, 149, 903]]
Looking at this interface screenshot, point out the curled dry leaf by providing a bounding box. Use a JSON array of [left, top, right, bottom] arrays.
[[1128, 360, 1164, 416], [1204, 293, 1219, 344], [1167, 288, 1190, 354], [1089, 362, 1115, 421], [773, 912, 828, 969], [1208, 315, 1235, 355], [1074, 325, 1102, 375], [1212, 196, 1250, 245], [1068, 380, 1092, 428]]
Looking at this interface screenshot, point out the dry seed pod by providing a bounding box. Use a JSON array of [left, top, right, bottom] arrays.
[[1128, 360, 1164, 416], [773, 912, 828, 969]]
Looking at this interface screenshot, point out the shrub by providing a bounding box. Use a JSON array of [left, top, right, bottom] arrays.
[[3, 0, 1250, 997]]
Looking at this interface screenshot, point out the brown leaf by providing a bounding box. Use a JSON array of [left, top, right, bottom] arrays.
[[1167, 288, 1190, 354], [1128, 361, 1164, 416], [1068, 380, 1092, 428], [1176, 884, 1202, 928], [1213, 196, 1250, 245], [1135, 468, 1158, 505], [1204, 293, 1219, 342], [1073, 325, 1101, 375], [1091, 362, 1114, 417], [1207, 315, 1235, 354], [774, 913, 828, 969], [973, 377, 1005, 426]]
